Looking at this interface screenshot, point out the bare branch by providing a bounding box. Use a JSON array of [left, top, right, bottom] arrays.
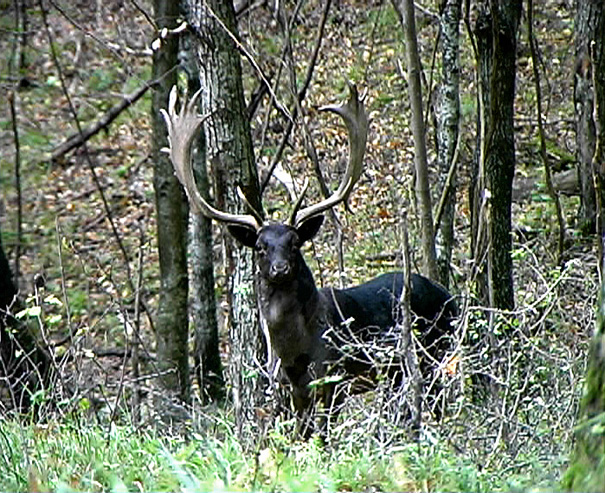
[[51, 79, 159, 161]]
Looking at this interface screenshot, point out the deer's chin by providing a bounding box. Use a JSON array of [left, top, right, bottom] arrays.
[[267, 272, 294, 284]]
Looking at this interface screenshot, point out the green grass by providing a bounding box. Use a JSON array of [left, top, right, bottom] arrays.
[[0, 415, 565, 492]]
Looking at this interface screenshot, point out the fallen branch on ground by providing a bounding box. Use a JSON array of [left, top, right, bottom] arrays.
[[51, 79, 158, 162]]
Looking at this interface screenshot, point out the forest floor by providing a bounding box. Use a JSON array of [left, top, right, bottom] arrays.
[[0, 0, 597, 491]]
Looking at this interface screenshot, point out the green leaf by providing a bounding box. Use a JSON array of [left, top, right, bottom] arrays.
[[16, 305, 42, 319], [44, 294, 63, 306]]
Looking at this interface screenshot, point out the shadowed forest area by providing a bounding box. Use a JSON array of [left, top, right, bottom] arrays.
[[1, 0, 604, 491]]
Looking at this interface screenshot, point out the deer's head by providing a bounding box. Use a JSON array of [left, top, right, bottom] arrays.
[[228, 216, 324, 284], [161, 83, 368, 282]]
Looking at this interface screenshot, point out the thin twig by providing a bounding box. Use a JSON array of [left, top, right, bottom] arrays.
[[362, 0, 384, 85], [433, 130, 461, 233], [8, 92, 22, 291], [260, 0, 332, 193], [108, 314, 130, 436], [278, 0, 344, 286], [46, 0, 125, 63], [128, 0, 156, 30], [399, 216, 422, 435], [55, 218, 74, 341], [132, 229, 145, 426], [424, 27, 441, 134], [39, 0, 134, 280], [40, 0, 157, 341], [527, 0, 566, 262], [203, 0, 286, 116]]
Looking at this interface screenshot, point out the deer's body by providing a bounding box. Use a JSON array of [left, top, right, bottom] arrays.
[[162, 85, 457, 437], [265, 268, 456, 374], [230, 220, 457, 435]]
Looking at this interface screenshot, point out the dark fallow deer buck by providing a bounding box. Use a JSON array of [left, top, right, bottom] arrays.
[[161, 84, 457, 437]]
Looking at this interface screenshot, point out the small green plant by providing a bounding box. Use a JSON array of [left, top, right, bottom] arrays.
[[0, 412, 567, 492]]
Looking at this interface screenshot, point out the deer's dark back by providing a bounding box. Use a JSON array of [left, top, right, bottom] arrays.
[[322, 272, 457, 383], [325, 271, 456, 340]]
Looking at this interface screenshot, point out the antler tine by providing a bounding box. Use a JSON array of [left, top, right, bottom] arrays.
[[292, 83, 368, 227], [237, 186, 264, 225], [161, 86, 262, 231], [288, 178, 310, 225]]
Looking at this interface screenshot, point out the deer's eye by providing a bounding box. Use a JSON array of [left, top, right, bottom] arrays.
[[255, 242, 267, 255], [290, 235, 301, 250]]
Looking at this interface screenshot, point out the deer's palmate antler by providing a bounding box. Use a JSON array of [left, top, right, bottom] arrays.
[[160, 86, 262, 230], [161, 83, 368, 228], [289, 83, 369, 226]]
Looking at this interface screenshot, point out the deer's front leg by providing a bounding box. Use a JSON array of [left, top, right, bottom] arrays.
[[291, 383, 316, 439], [285, 354, 321, 438]]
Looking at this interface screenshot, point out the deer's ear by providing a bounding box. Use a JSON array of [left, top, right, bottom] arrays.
[[296, 215, 324, 244], [228, 225, 259, 248]]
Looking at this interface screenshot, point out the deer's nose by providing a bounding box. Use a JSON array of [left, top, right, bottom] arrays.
[[270, 261, 291, 279]]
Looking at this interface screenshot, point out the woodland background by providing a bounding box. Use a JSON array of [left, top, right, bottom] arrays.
[[1, 0, 604, 491]]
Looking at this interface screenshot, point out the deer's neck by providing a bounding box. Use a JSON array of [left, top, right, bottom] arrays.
[[258, 257, 322, 365]]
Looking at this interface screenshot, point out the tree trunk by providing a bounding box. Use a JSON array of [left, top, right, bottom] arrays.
[[392, 0, 438, 280], [0, 221, 51, 412], [180, 29, 225, 403], [435, 0, 461, 289], [574, 1, 602, 235], [591, 2, 605, 242], [564, 7, 605, 487], [469, 1, 492, 305], [563, 246, 605, 490], [473, 0, 521, 310], [184, 0, 266, 443], [152, 0, 191, 413]]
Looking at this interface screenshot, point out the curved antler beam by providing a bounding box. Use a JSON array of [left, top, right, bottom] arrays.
[[161, 86, 262, 231], [290, 83, 369, 227]]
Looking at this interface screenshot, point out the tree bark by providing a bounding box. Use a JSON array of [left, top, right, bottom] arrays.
[[435, 0, 461, 289], [574, 1, 602, 235], [0, 221, 51, 412], [184, 0, 266, 443], [152, 0, 191, 411], [473, 0, 521, 310], [563, 246, 605, 491], [180, 29, 225, 403], [392, 0, 438, 280]]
